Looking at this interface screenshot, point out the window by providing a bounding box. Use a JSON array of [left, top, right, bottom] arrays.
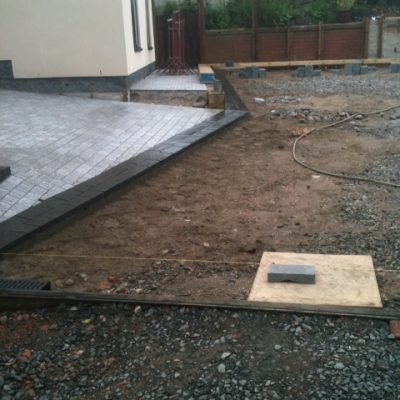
[[145, 0, 153, 50], [131, 0, 142, 52]]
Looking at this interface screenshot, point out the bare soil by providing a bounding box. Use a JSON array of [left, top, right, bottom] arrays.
[[1, 71, 400, 306]]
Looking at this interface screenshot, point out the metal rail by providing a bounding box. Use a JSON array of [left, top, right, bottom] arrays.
[[0, 290, 398, 320]]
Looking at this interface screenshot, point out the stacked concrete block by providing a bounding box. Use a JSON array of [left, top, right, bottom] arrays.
[[291, 65, 321, 78], [391, 64, 400, 73], [239, 66, 268, 79], [345, 63, 376, 75]]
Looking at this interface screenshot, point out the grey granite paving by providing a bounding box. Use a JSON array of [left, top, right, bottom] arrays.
[[0, 90, 220, 222], [131, 71, 207, 91]]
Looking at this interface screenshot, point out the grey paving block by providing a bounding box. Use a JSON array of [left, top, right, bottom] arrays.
[[0, 166, 11, 183], [0, 90, 220, 222], [267, 264, 316, 284]]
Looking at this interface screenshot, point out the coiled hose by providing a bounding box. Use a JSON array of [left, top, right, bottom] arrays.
[[292, 104, 400, 188]]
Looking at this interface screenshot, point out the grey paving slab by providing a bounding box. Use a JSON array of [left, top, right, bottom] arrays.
[[0, 90, 220, 222], [131, 71, 207, 92]]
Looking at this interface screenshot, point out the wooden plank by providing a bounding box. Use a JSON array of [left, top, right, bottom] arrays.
[[199, 64, 214, 74], [0, 290, 398, 320], [208, 22, 363, 35], [213, 58, 393, 70], [249, 253, 382, 308], [208, 92, 225, 109]]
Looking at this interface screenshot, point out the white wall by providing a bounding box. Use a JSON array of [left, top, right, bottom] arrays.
[[0, 0, 155, 79], [122, 0, 156, 75]]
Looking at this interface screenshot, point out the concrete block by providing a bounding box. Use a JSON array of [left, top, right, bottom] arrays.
[[213, 79, 223, 93], [292, 67, 306, 78], [225, 60, 235, 67], [0, 166, 11, 183], [390, 64, 400, 73], [239, 67, 252, 79], [352, 63, 361, 75], [258, 68, 267, 78], [239, 67, 267, 79], [267, 264, 316, 284], [313, 69, 322, 77], [345, 63, 362, 76], [305, 65, 314, 77], [344, 64, 354, 75]]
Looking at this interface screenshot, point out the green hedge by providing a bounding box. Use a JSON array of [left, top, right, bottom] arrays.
[[158, 0, 400, 29]]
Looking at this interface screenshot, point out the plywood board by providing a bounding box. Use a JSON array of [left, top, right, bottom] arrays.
[[248, 252, 382, 308]]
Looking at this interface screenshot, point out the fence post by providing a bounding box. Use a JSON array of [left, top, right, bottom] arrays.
[[318, 21, 323, 59], [363, 17, 370, 59], [197, 0, 205, 64], [287, 26, 293, 60], [251, 0, 258, 61], [377, 16, 384, 58]]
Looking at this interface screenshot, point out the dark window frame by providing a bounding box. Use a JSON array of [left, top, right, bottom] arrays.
[[145, 0, 153, 50], [131, 0, 142, 52]]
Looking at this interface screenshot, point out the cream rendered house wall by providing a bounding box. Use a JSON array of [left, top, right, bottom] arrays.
[[0, 0, 155, 79], [122, 0, 156, 75]]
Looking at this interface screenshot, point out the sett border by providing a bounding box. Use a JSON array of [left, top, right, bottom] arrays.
[[0, 73, 247, 251], [0, 166, 11, 183]]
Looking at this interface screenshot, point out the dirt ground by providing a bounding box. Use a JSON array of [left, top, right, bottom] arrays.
[[1, 71, 400, 306]]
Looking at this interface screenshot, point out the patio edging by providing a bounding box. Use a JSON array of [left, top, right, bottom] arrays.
[[0, 76, 247, 251]]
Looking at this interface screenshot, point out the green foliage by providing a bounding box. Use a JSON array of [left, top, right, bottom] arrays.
[[257, 0, 338, 27], [225, 0, 252, 28], [159, 0, 400, 29], [160, 0, 196, 17], [336, 0, 356, 11], [257, 0, 294, 27], [374, 0, 400, 15], [205, 5, 231, 29], [205, 0, 251, 29]]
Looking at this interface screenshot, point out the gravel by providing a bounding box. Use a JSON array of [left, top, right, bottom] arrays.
[[259, 70, 400, 99], [314, 153, 400, 274], [0, 304, 399, 399]]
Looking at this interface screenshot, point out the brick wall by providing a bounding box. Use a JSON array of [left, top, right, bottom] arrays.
[[201, 22, 365, 63]]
